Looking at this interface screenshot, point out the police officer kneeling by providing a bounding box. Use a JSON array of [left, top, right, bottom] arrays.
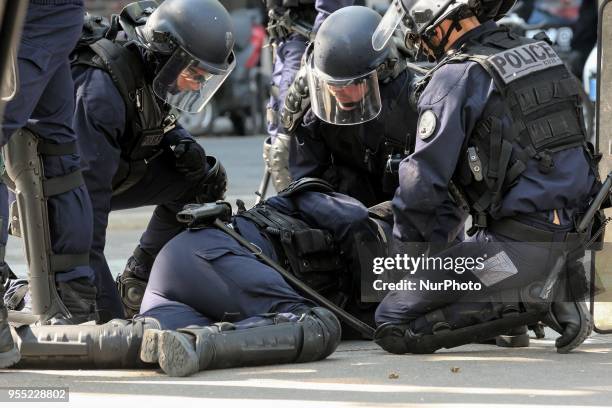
[[70, 0, 231, 320], [371, 0, 600, 354], [285, 6, 421, 208]]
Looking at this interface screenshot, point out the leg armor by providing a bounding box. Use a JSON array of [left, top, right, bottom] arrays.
[[140, 307, 341, 377], [3, 129, 92, 323], [262, 135, 292, 192], [375, 282, 592, 354], [12, 318, 160, 368]]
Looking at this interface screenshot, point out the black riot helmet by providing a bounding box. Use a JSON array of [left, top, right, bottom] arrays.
[[133, 0, 236, 113], [372, 0, 515, 60], [307, 6, 392, 125]]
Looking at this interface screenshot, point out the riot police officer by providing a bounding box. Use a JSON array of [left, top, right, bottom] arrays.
[[11, 187, 389, 376], [371, 0, 598, 354], [286, 6, 419, 209], [70, 0, 232, 320], [288, 5, 465, 246], [263, 0, 353, 192]]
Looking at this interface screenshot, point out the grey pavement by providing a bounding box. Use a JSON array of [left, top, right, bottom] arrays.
[[2, 136, 612, 406]]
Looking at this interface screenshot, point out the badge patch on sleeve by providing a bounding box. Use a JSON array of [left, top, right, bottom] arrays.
[[418, 110, 437, 140], [472, 251, 518, 287]]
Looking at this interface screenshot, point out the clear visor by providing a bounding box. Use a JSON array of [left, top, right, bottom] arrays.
[[153, 48, 236, 113], [372, 0, 414, 51], [307, 55, 382, 126], [1, 49, 17, 102]]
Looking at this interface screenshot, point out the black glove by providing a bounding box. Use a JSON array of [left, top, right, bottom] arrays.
[[196, 156, 228, 203], [173, 140, 207, 182]]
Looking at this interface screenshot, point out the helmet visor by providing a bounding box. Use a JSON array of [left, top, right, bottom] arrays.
[[307, 54, 382, 126], [373, 0, 426, 52], [153, 47, 236, 113]]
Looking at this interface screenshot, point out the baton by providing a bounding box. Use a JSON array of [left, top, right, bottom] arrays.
[[213, 218, 376, 339], [255, 169, 271, 204], [577, 171, 612, 233]]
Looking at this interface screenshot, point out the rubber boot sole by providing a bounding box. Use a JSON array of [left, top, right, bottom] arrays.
[[140, 329, 162, 364], [495, 333, 530, 348], [0, 345, 20, 368], [495, 325, 530, 348], [556, 302, 593, 354], [157, 331, 199, 377]]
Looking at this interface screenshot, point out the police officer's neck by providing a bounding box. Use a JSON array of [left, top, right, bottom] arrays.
[[435, 16, 481, 52]]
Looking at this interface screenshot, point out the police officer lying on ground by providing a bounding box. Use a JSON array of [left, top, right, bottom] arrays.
[[11, 182, 390, 377], [263, 0, 353, 192], [370, 0, 599, 354], [70, 0, 231, 321]]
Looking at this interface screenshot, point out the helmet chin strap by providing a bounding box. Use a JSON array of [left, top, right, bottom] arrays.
[[422, 18, 463, 61]]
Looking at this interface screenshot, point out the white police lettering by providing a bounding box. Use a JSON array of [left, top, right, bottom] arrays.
[[487, 41, 563, 84]]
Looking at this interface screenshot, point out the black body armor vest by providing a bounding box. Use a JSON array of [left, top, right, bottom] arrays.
[[422, 28, 591, 226], [236, 201, 379, 337], [73, 39, 174, 162], [237, 204, 349, 303]]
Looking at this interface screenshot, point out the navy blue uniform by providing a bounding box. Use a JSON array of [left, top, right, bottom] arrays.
[[1, 1, 94, 283], [140, 192, 371, 330], [376, 21, 596, 325], [291, 71, 466, 241], [72, 65, 207, 319]]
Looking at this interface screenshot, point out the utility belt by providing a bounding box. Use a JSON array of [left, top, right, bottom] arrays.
[[237, 205, 345, 295], [486, 217, 587, 243]]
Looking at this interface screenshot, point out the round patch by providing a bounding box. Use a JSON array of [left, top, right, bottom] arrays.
[[418, 110, 437, 140]]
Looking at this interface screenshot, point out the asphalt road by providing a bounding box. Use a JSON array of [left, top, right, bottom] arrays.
[[2, 136, 612, 406]]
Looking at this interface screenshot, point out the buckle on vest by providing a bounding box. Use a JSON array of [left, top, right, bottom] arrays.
[[467, 213, 488, 236], [467, 147, 484, 182], [536, 150, 555, 174]]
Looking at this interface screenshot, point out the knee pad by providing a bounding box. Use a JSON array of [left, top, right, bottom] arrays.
[[3, 129, 89, 322], [117, 247, 155, 318]]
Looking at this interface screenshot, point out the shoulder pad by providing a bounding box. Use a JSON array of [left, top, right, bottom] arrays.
[[278, 177, 335, 198]]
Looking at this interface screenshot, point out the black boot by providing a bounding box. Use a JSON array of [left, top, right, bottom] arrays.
[[13, 318, 160, 368], [544, 301, 592, 353], [48, 277, 98, 325], [374, 297, 544, 354], [117, 246, 155, 318], [141, 307, 342, 377], [0, 263, 20, 368]]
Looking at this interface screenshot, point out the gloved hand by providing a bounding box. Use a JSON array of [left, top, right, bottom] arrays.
[[173, 140, 207, 182], [196, 156, 228, 203]]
